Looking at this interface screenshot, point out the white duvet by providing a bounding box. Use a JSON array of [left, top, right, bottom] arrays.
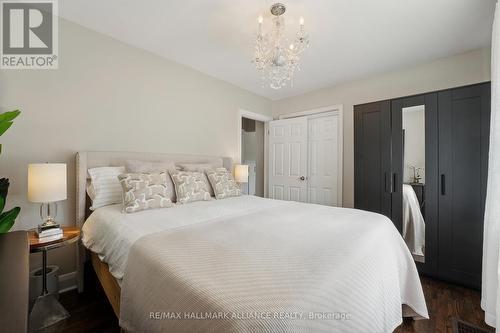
[[82, 196, 428, 332], [82, 196, 283, 281]]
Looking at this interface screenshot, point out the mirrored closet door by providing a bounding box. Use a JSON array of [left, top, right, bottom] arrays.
[[401, 105, 426, 262], [391, 94, 438, 277]]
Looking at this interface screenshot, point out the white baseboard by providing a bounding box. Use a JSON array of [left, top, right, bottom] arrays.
[[59, 271, 77, 293]]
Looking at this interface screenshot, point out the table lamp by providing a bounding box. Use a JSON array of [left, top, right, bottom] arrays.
[[28, 163, 67, 230], [234, 164, 249, 192]]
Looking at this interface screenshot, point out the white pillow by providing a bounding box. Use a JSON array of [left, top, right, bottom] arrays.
[[87, 166, 125, 210]]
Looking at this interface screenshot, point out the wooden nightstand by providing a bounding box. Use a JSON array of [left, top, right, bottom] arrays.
[[28, 227, 80, 331], [28, 227, 79, 252]]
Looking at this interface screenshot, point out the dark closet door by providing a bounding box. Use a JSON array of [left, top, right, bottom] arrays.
[[438, 83, 490, 289], [354, 101, 392, 219]]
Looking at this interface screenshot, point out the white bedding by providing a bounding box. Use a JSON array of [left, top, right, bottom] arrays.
[[82, 196, 428, 332], [82, 196, 288, 281], [402, 185, 425, 262]]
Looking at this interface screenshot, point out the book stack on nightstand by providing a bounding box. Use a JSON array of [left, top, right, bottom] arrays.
[[35, 224, 63, 242]]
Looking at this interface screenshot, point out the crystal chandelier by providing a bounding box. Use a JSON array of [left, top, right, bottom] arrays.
[[254, 3, 309, 89]]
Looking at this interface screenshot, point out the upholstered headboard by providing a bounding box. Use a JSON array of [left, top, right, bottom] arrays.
[[76, 151, 233, 227]]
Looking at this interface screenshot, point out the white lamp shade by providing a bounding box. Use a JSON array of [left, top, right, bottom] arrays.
[[28, 163, 67, 203], [234, 164, 249, 183]]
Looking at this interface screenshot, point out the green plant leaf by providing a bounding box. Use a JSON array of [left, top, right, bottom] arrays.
[[0, 110, 20, 123], [0, 178, 9, 201], [0, 121, 13, 137], [0, 196, 4, 213], [0, 206, 20, 233]]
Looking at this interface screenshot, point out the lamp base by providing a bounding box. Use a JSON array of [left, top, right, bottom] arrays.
[[29, 293, 69, 331], [38, 202, 60, 233], [38, 202, 59, 227]]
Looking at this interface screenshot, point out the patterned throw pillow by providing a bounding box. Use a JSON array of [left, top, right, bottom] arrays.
[[176, 163, 218, 197], [125, 160, 178, 202], [169, 170, 212, 204], [206, 168, 242, 199], [118, 172, 174, 213]]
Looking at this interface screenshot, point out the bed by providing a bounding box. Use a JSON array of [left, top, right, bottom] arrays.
[[76, 151, 428, 333], [402, 184, 426, 263]]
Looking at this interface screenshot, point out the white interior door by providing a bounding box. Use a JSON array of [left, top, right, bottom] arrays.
[[308, 114, 340, 206], [268, 117, 308, 202]]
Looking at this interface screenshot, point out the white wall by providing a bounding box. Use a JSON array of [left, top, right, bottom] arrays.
[[242, 131, 257, 160], [0, 18, 271, 276], [271, 47, 491, 208]]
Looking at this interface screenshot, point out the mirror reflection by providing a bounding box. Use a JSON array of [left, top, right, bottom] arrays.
[[402, 105, 425, 263]]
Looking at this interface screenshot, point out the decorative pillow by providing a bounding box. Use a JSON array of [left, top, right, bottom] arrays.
[[176, 163, 219, 197], [87, 166, 126, 210], [125, 160, 177, 202], [169, 170, 212, 204], [206, 168, 242, 199], [118, 172, 174, 213]]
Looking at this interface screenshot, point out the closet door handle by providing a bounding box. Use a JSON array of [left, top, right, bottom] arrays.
[[392, 173, 398, 193], [441, 174, 446, 195]]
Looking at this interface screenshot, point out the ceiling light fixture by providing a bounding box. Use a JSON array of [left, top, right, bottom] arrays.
[[253, 3, 309, 90]]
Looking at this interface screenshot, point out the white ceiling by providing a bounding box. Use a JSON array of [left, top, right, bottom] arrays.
[[59, 0, 496, 100]]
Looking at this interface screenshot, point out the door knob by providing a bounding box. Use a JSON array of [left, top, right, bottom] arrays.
[[299, 176, 305, 181]]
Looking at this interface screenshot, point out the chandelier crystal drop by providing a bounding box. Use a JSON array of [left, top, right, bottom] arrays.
[[254, 3, 309, 89]]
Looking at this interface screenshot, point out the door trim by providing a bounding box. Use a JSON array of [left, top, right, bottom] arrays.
[[237, 109, 273, 197], [278, 104, 343, 120]]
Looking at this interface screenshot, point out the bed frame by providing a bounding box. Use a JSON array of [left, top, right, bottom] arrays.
[[90, 252, 121, 317], [76, 151, 233, 317]]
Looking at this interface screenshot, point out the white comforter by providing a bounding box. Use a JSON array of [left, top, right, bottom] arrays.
[[82, 196, 283, 281], [82, 196, 428, 332]]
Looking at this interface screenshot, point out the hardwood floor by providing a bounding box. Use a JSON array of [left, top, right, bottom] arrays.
[[37, 265, 119, 333], [396, 277, 492, 333], [37, 276, 491, 333], [37, 286, 119, 333]]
